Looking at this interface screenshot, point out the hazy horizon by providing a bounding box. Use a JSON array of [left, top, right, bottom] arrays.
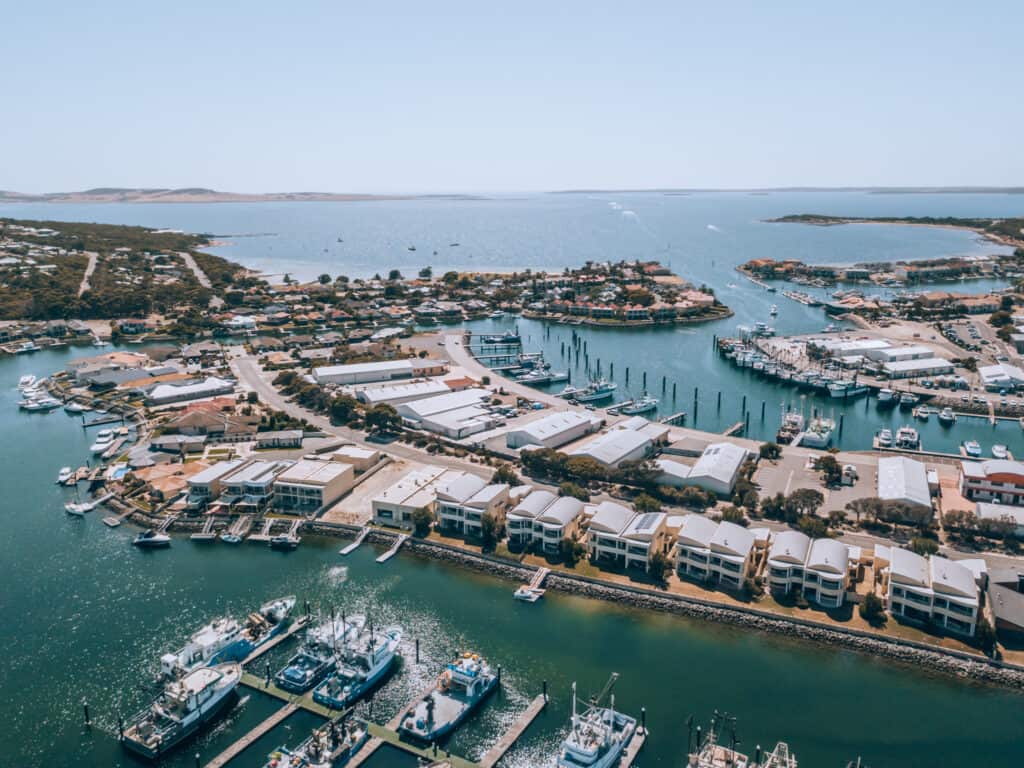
[[6, 1, 1024, 193]]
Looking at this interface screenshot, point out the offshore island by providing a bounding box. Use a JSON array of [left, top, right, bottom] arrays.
[[7, 213, 1024, 766]]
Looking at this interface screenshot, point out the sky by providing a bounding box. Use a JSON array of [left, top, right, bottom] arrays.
[[3, 0, 1023, 193]]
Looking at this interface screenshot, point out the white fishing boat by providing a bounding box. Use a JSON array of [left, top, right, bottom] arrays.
[[620, 393, 659, 415], [799, 416, 834, 449], [556, 679, 636, 768], [963, 440, 982, 458], [57, 467, 73, 484], [313, 624, 403, 709], [686, 713, 797, 768], [263, 718, 369, 768], [575, 379, 617, 403], [399, 652, 499, 742], [992, 444, 1009, 459]]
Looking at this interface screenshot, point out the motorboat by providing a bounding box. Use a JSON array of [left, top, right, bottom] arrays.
[[64, 401, 90, 414], [15, 341, 41, 354], [57, 467, 73, 484], [913, 405, 932, 421], [133, 529, 172, 548], [399, 652, 499, 742], [938, 407, 956, 425], [992, 444, 1009, 459], [620, 393, 659, 415], [876, 428, 893, 448], [963, 440, 982, 458], [876, 388, 895, 406], [799, 416, 834, 449], [121, 663, 242, 759], [313, 624, 403, 709], [898, 392, 920, 409], [769, 304, 778, 316], [90, 429, 115, 454], [558, 385, 583, 399], [575, 379, 617, 403], [17, 374, 36, 390], [895, 425, 920, 450]]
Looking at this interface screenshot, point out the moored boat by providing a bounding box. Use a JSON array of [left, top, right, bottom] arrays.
[[575, 379, 617, 403], [399, 652, 499, 742], [556, 680, 636, 768], [938, 407, 956, 425], [90, 428, 115, 454], [313, 624, 403, 709], [895, 425, 920, 450], [799, 416, 834, 449], [275, 615, 364, 693], [992, 444, 1009, 459], [133, 529, 171, 548], [963, 440, 982, 458], [264, 717, 369, 768], [876, 428, 893, 448], [57, 466, 73, 484], [877, 388, 895, 406], [620, 393, 659, 415], [121, 662, 242, 759]]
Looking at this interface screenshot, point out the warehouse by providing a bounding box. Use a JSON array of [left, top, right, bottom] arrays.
[[358, 380, 452, 407], [880, 357, 954, 379], [569, 429, 653, 468], [505, 411, 604, 449], [877, 456, 932, 511], [313, 358, 448, 385]]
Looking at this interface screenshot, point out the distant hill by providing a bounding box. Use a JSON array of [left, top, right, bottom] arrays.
[[0, 188, 480, 204]]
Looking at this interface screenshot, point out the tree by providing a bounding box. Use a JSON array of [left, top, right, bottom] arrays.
[[787, 488, 825, 520], [442, 271, 459, 284], [910, 536, 940, 556], [480, 512, 502, 549], [559, 482, 590, 501], [759, 442, 782, 460], [859, 592, 887, 627], [761, 492, 787, 520], [246, 391, 259, 404], [634, 494, 662, 513], [975, 618, 998, 657], [797, 515, 829, 538], [721, 506, 748, 526], [816, 454, 843, 486], [411, 507, 434, 537], [419, 266, 433, 279], [648, 551, 670, 583], [827, 509, 847, 528], [388, 269, 403, 281], [318, 273, 332, 285], [492, 464, 520, 486], [329, 395, 360, 425], [846, 497, 881, 525], [989, 309, 1014, 327], [365, 404, 401, 433], [558, 536, 586, 566]]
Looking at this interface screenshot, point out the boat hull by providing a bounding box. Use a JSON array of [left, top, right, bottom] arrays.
[[312, 655, 396, 709], [122, 689, 238, 760], [399, 675, 499, 742]]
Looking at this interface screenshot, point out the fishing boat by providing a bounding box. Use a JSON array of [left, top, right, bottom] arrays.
[[775, 411, 805, 445], [963, 440, 982, 458], [313, 624, 403, 709], [992, 444, 1009, 459], [90, 428, 115, 454], [159, 596, 296, 679], [556, 677, 636, 768], [876, 388, 896, 406], [686, 713, 797, 768], [558, 384, 583, 399], [938, 407, 956, 425], [121, 662, 242, 759], [876, 428, 893, 448], [827, 380, 869, 399], [481, 331, 520, 345], [134, 529, 172, 548], [57, 466, 73, 484], [799, 416, 834, 449], [263, 717, 369, 768], [399, 652, 499, 742], [275, 615, 365, 693], [895, 425, 920, 450], [620, 393, 659, 415], [575, 379, 617, 403]]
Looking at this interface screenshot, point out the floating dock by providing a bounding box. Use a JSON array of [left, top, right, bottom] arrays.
[[478, 694, 547, 768], [346, 679, 440, 767], [340, 526, 370, 555], [248, 518, 275, 543], [204, 702, 298, 768], [241, 615, 310, 666], [223, 514, 253, 541], [190, 516, 217, 541], [620, 727, 647, 766], [376, 533, 408, 563]]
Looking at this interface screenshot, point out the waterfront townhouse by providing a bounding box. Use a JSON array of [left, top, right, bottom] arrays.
[[801, 539, 852, 608], [675, 514, 720, 580], [434, 472, 488, 533], [532, 496, 585, 554], [587, 501, 670, 571], [371, 466, 447, 529], [764, 530, 812, 594], [507, 490, 558, 547], [220, 459, 293, 513], [676, 516, 755, 589], [959, 459, 1024, 506], [273, 459, 354, 514], [185, 458, 246, 510], [877, 547, 979, 636]]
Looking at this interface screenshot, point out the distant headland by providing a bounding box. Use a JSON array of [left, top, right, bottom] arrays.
[[0, 188, 482, 204]]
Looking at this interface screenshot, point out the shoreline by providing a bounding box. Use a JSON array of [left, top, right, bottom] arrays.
[[117, 506, 1024, 691], [767, 215, 1024, 250]]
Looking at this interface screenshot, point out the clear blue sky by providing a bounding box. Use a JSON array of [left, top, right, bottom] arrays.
[[5, 1, 1023, 193]]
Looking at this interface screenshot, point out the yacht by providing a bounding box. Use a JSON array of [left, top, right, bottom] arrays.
[[557, 681, 636, 768], [799, 416, 834, 449], [620, 393, 659, 415], [17, 374, 36, 390], [57, 467, 73, 485], [275, 615, 365, 693], [898, 392, 920, 410], [575, 379, 617, 403], [264, 718, 369, 768], [313, 624, 403, 709], [121, 663, 242, 759], [15, 341, 41, 354], [876, 428, 893, 448], [399, 652, 499, 742], [133, 529, 172, 548], [489, 310, 505, 318], [90, 428, 115, 454], [992, 444, 1009, 459], [938, 407, 956, 425], [895, 425, 920, 450], [963, 440, 982, 458], [769, 304, 778, 316], [876, 388, 896, 406], [64, 401, 90, 414], [481, 331, 520, 345], [913, 405, 932, 421], [159, 596, 296, 679], [558, 384, 583, 399]]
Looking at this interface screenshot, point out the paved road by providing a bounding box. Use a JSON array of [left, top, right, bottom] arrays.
[[77, 251, 98, 296], [179, 250, 212, 288]]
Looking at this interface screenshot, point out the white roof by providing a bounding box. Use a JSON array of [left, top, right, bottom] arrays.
[[149, 376, 233, 401], [330, 445, 379, 461], [806, 538, 849, 575], [889, 547, 930, 587], [399, 389, 489, 419], [975, 502, 1024, 526], [877, 456, 931, 509], [767, 530, 811, 565], [373, 466, 446, 506], [537, 496, 584, 526], [434, 471, 488, 503], [929, 556, 978, 600], [689, 442, 747, 484], [189, 459, 245, 486], [511, 411, 601, 441], [654, 458, 692, 480], [359, 380, 450, 405], [623, 511, 666, 540], [979, 362, 1024, 384], [614, 416, 650, 431], [510, 490, 557, 519], [710, 521, 755, 558], [570, 430, 651, 466], [315, 359, 412, 379], [276, 459, 350, 487], [881, 357, 954, 373], [224, 460, 292, 485], [677, 514, 719, 548], [589, 500, 635, 534], [467, 483, 509, 507]]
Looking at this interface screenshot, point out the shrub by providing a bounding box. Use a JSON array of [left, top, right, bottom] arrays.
[[411, 508, 434, 538], [859, 592, 887, 626], [559, 482, 590, 501]]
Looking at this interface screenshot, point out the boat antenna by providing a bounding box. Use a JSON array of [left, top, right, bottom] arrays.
[[686, 715, 694, 753]]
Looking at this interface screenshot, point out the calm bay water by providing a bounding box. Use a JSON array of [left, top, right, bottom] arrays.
[[2, 345, 1024, 767]]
